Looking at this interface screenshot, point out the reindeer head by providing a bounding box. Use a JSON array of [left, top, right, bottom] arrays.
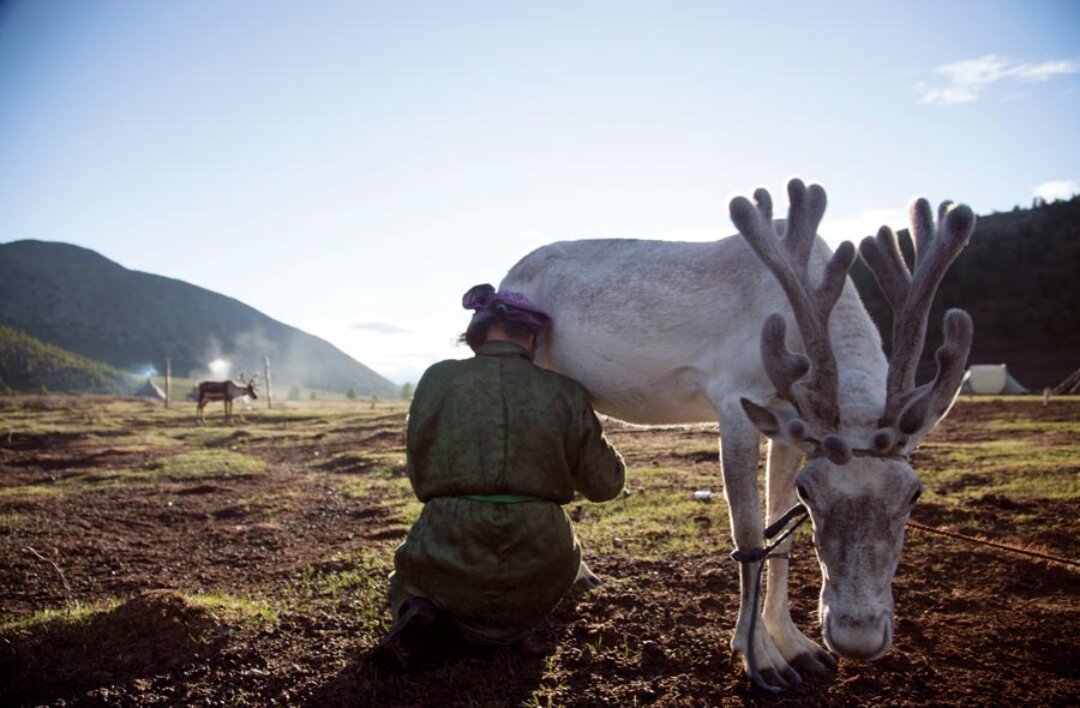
[[246, 373, 259, 400], [732, 179, 974, 660]]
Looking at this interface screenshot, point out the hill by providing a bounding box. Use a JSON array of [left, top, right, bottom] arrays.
[[0, 241, 399, 398], [0, 325, 137, 395], [850, 195, 1080, 390]]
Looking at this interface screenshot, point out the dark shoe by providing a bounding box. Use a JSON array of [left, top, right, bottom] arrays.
[[370, 598, 440, 670]]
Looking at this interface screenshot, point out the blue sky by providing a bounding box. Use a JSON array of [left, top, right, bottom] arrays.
[[1, 1, 1078, 384]]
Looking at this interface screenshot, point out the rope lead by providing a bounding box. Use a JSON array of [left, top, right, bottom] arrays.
[[730, 503, 810, 692]]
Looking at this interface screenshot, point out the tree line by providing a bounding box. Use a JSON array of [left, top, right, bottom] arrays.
[[0, 325, 135, 395], [850, 195, 1080, 389]]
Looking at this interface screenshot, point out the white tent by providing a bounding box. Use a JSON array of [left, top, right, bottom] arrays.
[[135, 376, 166, 401], [960, 364, 1030, 395]]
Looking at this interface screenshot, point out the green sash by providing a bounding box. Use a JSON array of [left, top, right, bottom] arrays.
[[459, 494, 547, 504]]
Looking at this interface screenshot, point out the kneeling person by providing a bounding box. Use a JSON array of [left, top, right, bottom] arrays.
[[381, 284, 625, 660]]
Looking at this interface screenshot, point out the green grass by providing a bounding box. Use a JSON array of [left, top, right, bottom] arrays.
[[0, 593, 275, 634], [237, 491, 297, 515], [337, 470, 423, 528], [918, 438, 1080, 501], [0, 599, 120, 633], [320, 450, 406, 474], [187, 593, 278, 628], [289, 546, 395, 626], [989, 419, 1080, 435], [572, 467, 728, 559], [157, 449, 266, 479], [0, 484, 66, 500]]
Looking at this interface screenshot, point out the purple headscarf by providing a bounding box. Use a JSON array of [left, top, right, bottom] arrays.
[[462, 283, 551, 349]]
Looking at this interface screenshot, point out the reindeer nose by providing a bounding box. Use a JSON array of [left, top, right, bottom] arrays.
[[823, 610, 892, 660]]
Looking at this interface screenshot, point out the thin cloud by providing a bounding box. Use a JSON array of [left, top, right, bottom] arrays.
[[352, 322, 411, 335], [1032, 180, 1080, 203], [916, 54, 1080, 105]]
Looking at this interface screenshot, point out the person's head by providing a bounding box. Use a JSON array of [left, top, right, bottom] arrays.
[[461, 284, 551, 357]]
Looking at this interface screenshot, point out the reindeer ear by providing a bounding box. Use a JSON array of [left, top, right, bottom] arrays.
[[740, 397, 782, 436]]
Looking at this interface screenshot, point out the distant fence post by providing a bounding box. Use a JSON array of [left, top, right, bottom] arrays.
[[165, 358, 171, 409], [264, 355, 273, 409]]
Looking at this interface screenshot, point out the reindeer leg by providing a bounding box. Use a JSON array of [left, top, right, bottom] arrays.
[[716, 401, 800, 692], [763, 440, 837, 674]]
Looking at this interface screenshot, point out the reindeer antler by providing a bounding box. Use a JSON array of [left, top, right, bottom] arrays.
[[731, 179, 857, 462], [860, 199, 975, 448]]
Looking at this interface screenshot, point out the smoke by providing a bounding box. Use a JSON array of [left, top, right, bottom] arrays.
[[187, 329, 274, 384], [181, 323, 395, 396], [208, 358, 232, 378]]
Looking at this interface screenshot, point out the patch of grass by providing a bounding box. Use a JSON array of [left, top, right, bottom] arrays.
[[918, 438, 1080, 502], [77, 470, 154, 487], [157, 449, 266, 479], [290, 546, 395, 626], [0, 599, 120, 634], [0, 484, 66, 501], [188, 593, 277, 628], [338, 473, 423, 528], [573, 467, 728, 559], [0, 593, 275, 635], [234, 490, 298, 517], [96, 429, 183, 451], [247, 409, 341, 425], [320, 450, 406, 475], [989, 420, 1080, 435]]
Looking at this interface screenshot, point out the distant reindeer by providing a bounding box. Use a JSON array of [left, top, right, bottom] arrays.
[[195, 374, 258, 425], [499, 179, 974, 691]]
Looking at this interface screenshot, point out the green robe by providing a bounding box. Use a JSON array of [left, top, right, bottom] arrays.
[[389, 340, 625, 644]]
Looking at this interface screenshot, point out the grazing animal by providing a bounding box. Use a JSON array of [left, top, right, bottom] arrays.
[[498, 179, 974, 691], [195, 374, 258, 425]]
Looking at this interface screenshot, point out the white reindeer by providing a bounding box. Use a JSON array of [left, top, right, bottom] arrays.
[[195, 374, 259, 425], [499, 179, 974, 691]]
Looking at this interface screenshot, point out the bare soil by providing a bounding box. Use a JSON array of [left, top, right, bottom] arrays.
[[1, 398, 1078, 706]]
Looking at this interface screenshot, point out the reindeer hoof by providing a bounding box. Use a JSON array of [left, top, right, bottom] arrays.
[[751, 667, 786, 693], [792, 648, 838, 674], [573, 561, 604, 592]]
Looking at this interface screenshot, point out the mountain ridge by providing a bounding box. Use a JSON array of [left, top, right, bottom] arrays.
[[0, 240, 399, 397]]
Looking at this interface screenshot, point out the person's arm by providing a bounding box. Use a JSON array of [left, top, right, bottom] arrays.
[[571, 395, 626, 502]]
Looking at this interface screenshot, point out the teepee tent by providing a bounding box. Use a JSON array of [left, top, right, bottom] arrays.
[[960, 364, 1030, 395], [135, 376, 166, 401]]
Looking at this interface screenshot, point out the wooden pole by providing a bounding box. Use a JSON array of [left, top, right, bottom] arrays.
[[165, 358, 171, 409], [264, 355, 273, 409]]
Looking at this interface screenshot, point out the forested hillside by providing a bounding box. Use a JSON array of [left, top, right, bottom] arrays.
[[851, 195, 1080, 389], [0, 325, 136, 395], [0, 241, 399, 397]]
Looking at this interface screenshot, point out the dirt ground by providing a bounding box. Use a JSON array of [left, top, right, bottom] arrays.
[[1, 397, 1077, 706]]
